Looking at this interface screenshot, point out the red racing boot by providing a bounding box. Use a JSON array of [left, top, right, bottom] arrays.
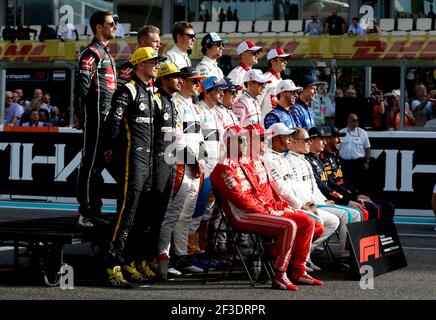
[[272, 272, 299, 291], [291, 272, 324, 286]]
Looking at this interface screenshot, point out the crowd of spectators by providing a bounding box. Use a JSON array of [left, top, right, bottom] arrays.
[[3, 87, 68, 127]]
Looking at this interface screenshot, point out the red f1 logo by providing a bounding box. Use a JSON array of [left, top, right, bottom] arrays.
[[360, 235, 381, 263]]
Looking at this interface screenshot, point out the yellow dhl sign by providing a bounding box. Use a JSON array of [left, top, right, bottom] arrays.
[[2, 35, 436, 62]]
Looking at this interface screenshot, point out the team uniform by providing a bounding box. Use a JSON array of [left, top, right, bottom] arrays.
[[264, 104, 299, 129], [164, 45, 192, 69], [259, 69, 281, 122], [305, 152, 369, 221], [196, 56, 224, 79], [73, 37, 116, 220], [321, 149, 395, 224], [292, 99, 317, 130], [240, 155, 324, 251], [232, 91, 262, 127], [189, 101, 222, 251], [158, 93, 206, 259], [284, 150, 361, 256], [104, 73, 155, 264], [211, 157, 306, 276], [227, 63, 250, 87]]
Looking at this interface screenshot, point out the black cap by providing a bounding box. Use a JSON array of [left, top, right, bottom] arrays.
[[180, 66, 207, 79], [308, 126, 332, 138], [223, 77, 243, 90], [329, 126, 346, 137], [201, 32, 225, 47], [300, 75, 324, 88]]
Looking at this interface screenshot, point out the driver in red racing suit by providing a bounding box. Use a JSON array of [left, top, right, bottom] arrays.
[[211, 125, 323, 291]]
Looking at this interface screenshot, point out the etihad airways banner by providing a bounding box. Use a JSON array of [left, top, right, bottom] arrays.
[[2, 35, 436, 62], [0, 127, 435, 215]]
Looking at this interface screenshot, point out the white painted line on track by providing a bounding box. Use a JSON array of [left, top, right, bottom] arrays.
[[403, 247, 436, 251], [398, 233, 436, 238]]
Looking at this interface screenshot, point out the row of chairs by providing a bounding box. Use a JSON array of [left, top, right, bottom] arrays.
[[0, 23, 132, 41], [191, 18, 436, 36]]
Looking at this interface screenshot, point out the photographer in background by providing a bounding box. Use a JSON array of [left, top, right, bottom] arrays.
[[371, 89, 387, 131], [411, 84, 436, 126]]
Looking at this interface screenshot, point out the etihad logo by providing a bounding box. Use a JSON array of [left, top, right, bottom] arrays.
[[360, 235, 381, 263]]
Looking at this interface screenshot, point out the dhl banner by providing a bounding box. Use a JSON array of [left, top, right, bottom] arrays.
[[2, 35, 436, 62]]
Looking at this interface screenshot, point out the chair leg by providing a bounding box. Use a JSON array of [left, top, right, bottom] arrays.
[[203, 214, 225, 285]]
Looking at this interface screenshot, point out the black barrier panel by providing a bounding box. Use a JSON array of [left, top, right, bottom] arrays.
[[347, 219, 407, 279], [368, 135, 436, 210], [0, 130, 116, 198]]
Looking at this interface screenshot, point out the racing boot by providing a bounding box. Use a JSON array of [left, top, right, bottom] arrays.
[[122, 261, 147, 283], [136, 260, 157, 280], [291, 272, 324, 286], [106, 265, 130, 287], [272, 272, 299, 291]]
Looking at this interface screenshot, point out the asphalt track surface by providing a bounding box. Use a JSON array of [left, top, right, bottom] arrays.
[[0, 204, 435, 302]]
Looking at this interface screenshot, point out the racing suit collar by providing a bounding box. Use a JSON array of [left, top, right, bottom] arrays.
[[240, 62, 251, 71], [288, 150, 305, 159], [268, 68, 281, 80], [297, 98, 310, 109]]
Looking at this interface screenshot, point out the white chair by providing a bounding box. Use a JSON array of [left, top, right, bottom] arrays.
[[410, 18, 431, 35], [122, 23, 131, 36], [287, 20, 303, 33], [222, 21, 237, 34], [237, 20, 253, 33], [29, 25, 41, 40], [271, 20, 286, 33], [379, 18, 395, 35], [205, 21, 221, 33], [254, 21, 270, 33], [392, 18, 413, 35], [191, 21, 205, 34]]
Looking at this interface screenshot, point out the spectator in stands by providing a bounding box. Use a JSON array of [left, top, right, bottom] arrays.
[[259, 48, 291, 121], [113, 14, 125, 38], [21, 108, 49, 127], [227, 40, 262, 87], [305, 13, 324, 35], [365, 19, 380, 34], [49, 106, 60, 126], [196, 32, 225, 79], [411, 83, 436, 126], [38, 108, 50, 124], [335, 88, 344, 98], [39, 24, 57, 41], [57, 20, 79, 41], [428, 4, 436, 20], [233, 69, 271, 126], [205, 10, 211, 22], [29, 88, 43, 109], [325, 9, 346, 35], [346, 88, 357, 98], [292, 75, 323, 130], [282, 0, 292, 20], [311, 65, 337, 125], [233, 9, 239, 22], [226, 7, 233, 21], [4, 91, 22, 126], [347, 17, 365, 35], [388, 89, 415, 130], [264, 79, 302, 129], [219, 9, 226, 23], [14, 88, 29, 108], [117, 25, 161, 89], [164, 21, 196, 69], [40, 93, 53, 112], [2, 25, 16, 42], [338, 113, 371, 193], [15, 25, 37, 40]]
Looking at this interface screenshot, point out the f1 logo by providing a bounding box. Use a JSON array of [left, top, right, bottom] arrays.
[[360, 235, 381, 263]]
